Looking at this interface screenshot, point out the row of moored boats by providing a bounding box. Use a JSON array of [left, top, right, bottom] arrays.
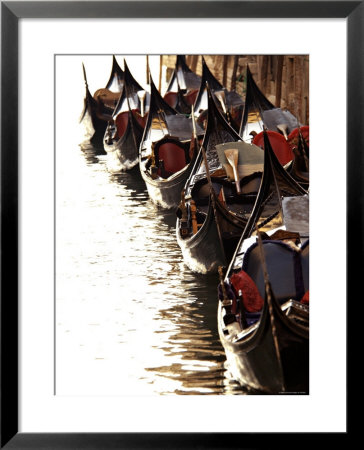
[[80, 55, 310, 394]]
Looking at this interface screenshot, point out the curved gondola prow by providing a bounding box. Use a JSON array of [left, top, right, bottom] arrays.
[[239, 65, 275, 138], [203, 83, 242, 152], [79, 62, 104, 122], [79, 62, 95, 123], [166, 55, 187, 92], [166, 67, 177, 95], [177, 55, 193, 74], [177, 55, 202, 92], [139, 74, 179, 162], [225, 130, 308, 277], [165, 56, 201, 115], [185, 83, 242, 192], [193, 56, 224, 115], [112, 59, 146, 118], [124, 59, 144, 92], [105, 55, 124, 92], [164, 75, 195, 115], [150, 74, 178, 116]]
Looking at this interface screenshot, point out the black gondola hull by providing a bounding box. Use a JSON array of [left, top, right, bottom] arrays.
[[104, 127, 140, 172], [140, 158, 195, 209], [218, 293, 309, 394], [176, 189, 253, 274], [176, 206, 226, 274], [79, 99, 108, 155], [104, 114, 144, 172]]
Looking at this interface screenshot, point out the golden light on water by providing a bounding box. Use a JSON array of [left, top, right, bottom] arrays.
[[56, 55, 246, 395]]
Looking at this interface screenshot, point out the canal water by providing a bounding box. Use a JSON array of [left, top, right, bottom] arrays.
[[54, 54, 255, 397], [56, 141, 249, 396]]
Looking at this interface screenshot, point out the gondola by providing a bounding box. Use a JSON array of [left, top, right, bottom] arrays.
[[217, 131, 309, 394], [193, 57, 244, 133], [163, 55, 201, 114], [79, 56, 124, 155], [166, 55, 201, 93], [176, 85, 264, 274], [103, 60, 149, 171], [239, 65, 299, 143], [164, 82, 195, 115], [139, 76, 204, 209], [111, 59, 150, 121], [241, 66, 309, 187]]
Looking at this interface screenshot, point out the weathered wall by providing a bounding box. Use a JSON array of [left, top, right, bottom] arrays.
[[162, 55, 309, 125]]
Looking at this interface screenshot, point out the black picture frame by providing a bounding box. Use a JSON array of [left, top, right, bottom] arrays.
[[1, 1, 356, 448]]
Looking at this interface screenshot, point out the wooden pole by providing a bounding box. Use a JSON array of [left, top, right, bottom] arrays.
[[146, 55, 150, 85], [275, 55, 284, 107], [303, 56, 309, 124], [190, 55, 198, 73], [294, 56, 304, 123], [287, 56, 295, 113], [222, 55, 228, 87], [260, 55, 269, 94], [158, 55, 163, 92], [230, 55, 239, 91]]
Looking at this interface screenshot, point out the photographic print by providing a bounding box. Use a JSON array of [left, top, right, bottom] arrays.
[[56, 54, 309, 396]]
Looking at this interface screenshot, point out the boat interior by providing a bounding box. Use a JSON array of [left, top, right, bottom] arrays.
[[113, 109, 147, 141], [223, 238, 309, 336], [145, 136, 192, 179], [177, 165, 262, 241], [253, 130, 294, 166]]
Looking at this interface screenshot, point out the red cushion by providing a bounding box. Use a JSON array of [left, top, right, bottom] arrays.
[[300, 290, 309, 305], [230, 270, 264, 313], [163, 92, 178, 109], [157, 142, 187, 174], [131, 109, 147, 129], [114, 111, 129, 139], [253, 130, 294, 166], [183, 89, 199, 106]]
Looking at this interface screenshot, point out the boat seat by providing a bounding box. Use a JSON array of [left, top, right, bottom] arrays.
[[183, 89, 199, 106], [114, 111, 129, 139], [154, 138, 189, 177], [131, 109, 147, 129], [253, 130, 294, 166], [163, 92, 178, 109], [242, 240, 309, 304], [93, 88, 120, 109]]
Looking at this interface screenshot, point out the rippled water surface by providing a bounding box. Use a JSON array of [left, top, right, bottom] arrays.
[[56, 143, 248, 396]]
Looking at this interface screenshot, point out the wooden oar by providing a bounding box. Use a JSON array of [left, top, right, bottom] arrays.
[[215, 90, 227, 115], [224, 148, 241, 193], [215, 89, 232, 125], [277, 123, 289, 139], [146, 55, 150, 85], [137, 90, 146, 117]]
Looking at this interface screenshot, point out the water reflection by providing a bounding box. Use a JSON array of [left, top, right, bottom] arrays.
[[56, 145, 248, 395]]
